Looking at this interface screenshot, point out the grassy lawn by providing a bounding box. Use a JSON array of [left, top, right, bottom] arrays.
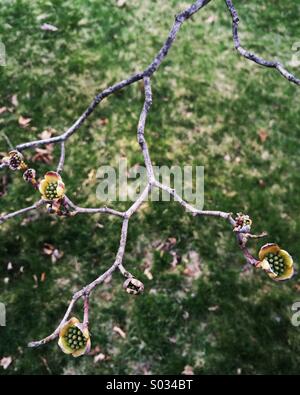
[[0, 0, 300, 375]]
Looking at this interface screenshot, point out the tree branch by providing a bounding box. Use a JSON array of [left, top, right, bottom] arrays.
[[225, 0, 300, 85], [0, 0, 295, 352]]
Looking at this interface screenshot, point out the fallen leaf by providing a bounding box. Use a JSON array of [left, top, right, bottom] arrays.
[[43, 243, 64, 263], [7, 262, 13, 271], [104, 274, 112, 284], [208, 305, 219, 312], [32, 145, 54, 164], [98, 118, 109, 126], [11, 94, 18, 107], [259, 179, 266, 188], [183, 311, 189, 320], [206, 15, 217, 24], [94, 353, 106, 363], [18, 115, 31, 128], [0, 356, 12, 370], [170, 250, 181, 268], [43, 243, 55, 255], [182, 365, 194, 375], [117, 0, 126, 7], [41, 23, 58, 32], [83, 169, 96, 187], [156, 237, 177, 252], [40, 272, 46, 282], [143, 267, 153, 280], [113, 326, 126, 339], [258, 128, 268, 143], [33, 274, 38, 288], [0, 107, 7, 114], [39, 129, 53, 140], [87, 345, 101, 356], [183, 250, 202, 279]]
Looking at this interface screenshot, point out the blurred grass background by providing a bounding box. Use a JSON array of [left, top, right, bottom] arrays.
[[0, 0, 300, 375]]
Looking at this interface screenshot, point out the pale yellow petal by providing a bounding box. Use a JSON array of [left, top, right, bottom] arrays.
[[258, 243, 280, 261], [275, 265, 294, 282], [279, 249, 293, 268], [58, 336, 73, 355], [59, 317, 80, 337], [45, 171, 61, 183], [56, 181, 65, 197], [39, 179, 48, 195]]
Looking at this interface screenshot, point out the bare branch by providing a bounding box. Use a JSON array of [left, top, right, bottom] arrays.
[[57, 142, 65, 174], [63, 195, 125, 218], [0, 200, 45, 224], [0, 0, 294, 352], [225, 0, 300, 85], [14, 0, 211, 153], [28, 218, 129, 348]]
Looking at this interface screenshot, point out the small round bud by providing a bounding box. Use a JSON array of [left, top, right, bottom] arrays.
[[23, 168, 36, 182], [8, 150, 24, 171], [123, 277, 144, 295]]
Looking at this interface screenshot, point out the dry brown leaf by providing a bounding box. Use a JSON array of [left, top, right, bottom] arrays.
[[98, 118, 109, 126], [83, 169, 96, 187], [0, 356, 12, 370], [39, 129, 53, 140], [182, 365, 194, 375], [208, 305, 219, 312], [143, 267, 153, 280], [40, 272, 46, 282], [170, 251, 181, 268], [43, 243, 64, 263], [113, 325, 126, 339], [258, 128, 268, 143], [32, 145, 54, 164], [183, 250, 202, 279], [104, 274, 112, 284], [156, 237, 177, 252], [206, 15, 218, 24], [18, 115, 32, 128], [94, 353, 106, 363], [11, 94, 18, 107], [41, 23, 58, 32], [33, 274, 39, 288], [87, 345, 101, 356], [117, 0, 126, 7], [43, 243, 54, 255]]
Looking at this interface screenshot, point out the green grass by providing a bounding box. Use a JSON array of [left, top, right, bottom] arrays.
[[1, 0, 300, 375]]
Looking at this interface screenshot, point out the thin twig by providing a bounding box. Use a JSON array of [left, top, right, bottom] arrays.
[[29, 218, 129, 347], [0, 200, 45, 224], [225, 0, 300, 85], [0, 0, 295, 351], [57, 142, 65, 174], [14, 0, 212, 152]]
